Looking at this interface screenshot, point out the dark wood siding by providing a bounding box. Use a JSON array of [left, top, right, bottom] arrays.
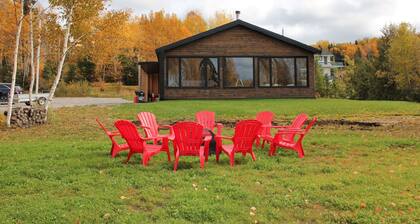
[[160, 26, 315, 99]]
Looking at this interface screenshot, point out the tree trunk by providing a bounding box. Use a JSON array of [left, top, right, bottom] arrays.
[[35, 18, 42, 94], [6, 1, 25, 127], [44, 7, 73, 112], [28, 7, 35, 106]]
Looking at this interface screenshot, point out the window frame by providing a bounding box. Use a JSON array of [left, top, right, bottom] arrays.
[[257, 56, 309, 88], [166, 56, 220, 89], [221, 56, 256, 89]]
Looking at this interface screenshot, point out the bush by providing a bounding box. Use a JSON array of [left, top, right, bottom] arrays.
[[55, 81, 92, 97]]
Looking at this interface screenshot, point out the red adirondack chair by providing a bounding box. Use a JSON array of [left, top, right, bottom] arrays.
[[255, 111, 275, 149], [96, 118, 129, 158], [269, 117, 317, 158], [114, 120, 171, 166], [195, 111, 223, 136], [268, 113, 309, 143], [216, 120, 262, 167], [172, 122, 212, 171], [137, 112, 174, 144]]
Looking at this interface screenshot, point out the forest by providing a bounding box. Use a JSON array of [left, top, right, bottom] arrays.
[[0, 0, 419, 102]]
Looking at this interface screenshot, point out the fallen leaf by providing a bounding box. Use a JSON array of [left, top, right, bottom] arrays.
[[374, 207, 382, 213], [250, 207, 257, 212], [360, 203, 367, 208], [249, 211, 255, 216], [103, 213, 111, 219], [120, 196, 128, 200]]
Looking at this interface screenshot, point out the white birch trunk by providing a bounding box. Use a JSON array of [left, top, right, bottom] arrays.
[[6, 1, 25, 127], [28, 7, 35, 105], [35, 18, 42, 94], [44, 8, 73, 112]]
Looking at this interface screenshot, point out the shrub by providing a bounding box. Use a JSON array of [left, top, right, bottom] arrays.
[[55, 81, 92, 97]]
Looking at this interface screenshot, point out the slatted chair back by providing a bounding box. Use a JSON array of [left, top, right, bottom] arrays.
[[232, 120, 262, 152], [173, 122, 204, 155], [256, 111, 274, 137], [115, 120, 145, 153], [195, 111, 215, 131], [283, 113, 308, 142], [137, 112, 159, 138]]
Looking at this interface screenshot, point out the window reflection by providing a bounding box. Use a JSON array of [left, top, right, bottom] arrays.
[[223, 57, 254, 87]]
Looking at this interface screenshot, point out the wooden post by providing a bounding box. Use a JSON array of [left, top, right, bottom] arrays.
[[138, 64, 141, 89]]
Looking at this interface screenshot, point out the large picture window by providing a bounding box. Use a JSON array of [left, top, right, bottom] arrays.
[[258, 57, 308, 87], [167, 58, 179, 87], [223, 57, 254, 88], [167, 57, 219, 88]]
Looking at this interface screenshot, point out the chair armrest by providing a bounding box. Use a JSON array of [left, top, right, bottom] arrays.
[[276, 129, 305, 135], [203, 136, 212, 142], [140, 125, 151, 129], [158, 125, 172, 129], [109, 131, 120, 136], [269, 125, 291, 129], [216, 135, 233, 140], [140, 137, 156, 141]]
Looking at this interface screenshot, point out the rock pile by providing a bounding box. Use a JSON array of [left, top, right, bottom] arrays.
[[3, 107, 47, 128]]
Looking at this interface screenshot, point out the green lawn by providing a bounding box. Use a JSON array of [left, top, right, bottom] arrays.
[[0, 99, 419, 223]]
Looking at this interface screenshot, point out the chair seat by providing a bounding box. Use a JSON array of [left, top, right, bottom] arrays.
[[119, 143, 129, 149], [157, 134, 174, 141], [145, 144, 163, 151], [178, 146, 206, 156], [258, 134, 273, 140], [275, 140, 296, 148], [220, 144, 234, 153]]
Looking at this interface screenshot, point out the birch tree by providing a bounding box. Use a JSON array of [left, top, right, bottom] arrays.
[[35, 16, 42, 94], [44, 0, 105, 112], [28, 1, 36, 105], [6, 0, 26, 127]]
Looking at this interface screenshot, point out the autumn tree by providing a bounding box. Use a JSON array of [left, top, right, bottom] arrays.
[[388, 23, 420, 100], [208, 11, 233, 28], [183, 10, 207, 34]]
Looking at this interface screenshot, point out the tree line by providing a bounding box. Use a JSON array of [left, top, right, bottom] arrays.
[[0, 0, 232, 127], [315, 23, 420, 101], [0, 0, 233, 88]]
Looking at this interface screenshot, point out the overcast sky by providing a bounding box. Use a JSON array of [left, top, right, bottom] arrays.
[[40, 0, 420, 44]]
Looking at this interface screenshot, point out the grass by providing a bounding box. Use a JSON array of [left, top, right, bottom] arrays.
[[55, 82, 137, 100], [0, 99, 419, 223]]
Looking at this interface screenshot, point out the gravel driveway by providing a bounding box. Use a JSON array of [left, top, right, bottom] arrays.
[[0, 97, 130, 113]]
